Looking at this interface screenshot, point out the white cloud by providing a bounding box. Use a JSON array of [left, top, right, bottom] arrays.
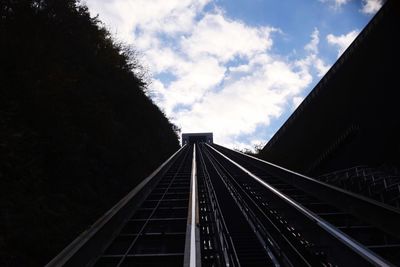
[[299, 28, 330, 77], [159, 57, 226, 114], [315, 58, 330, 77], [361, 0, 383, 14], [84, 0, 331, 150], [327, 30, 359, 57], [292, 96, 304, 109], [319, 0, 351, 9], [320, 0, 382, 14], [181, 12, 276, 62], [85, 0, 211, 42], [174, 57, 312, 146], [305, 28, 320, 54], [229, 64, 250, 73]]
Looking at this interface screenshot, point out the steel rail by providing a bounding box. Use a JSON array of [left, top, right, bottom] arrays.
[[197, 143, 240, 266], [114, 145, 191, 267], [46, 145, 187, 267], [207, 144, 393, 267], [203, 145, 315, 266], [190, 144, 197, 267], [212, 144, 400, 239], [184, 144, 201, 267], [203, 145, 281, 266]]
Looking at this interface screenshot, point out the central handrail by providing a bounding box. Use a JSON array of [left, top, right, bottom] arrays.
[[184, 144, 201, 267]]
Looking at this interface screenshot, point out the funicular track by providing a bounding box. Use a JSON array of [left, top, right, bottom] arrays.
[[46, 145, 194, 267], [197, 143, 276, 266], [47, 142, 400, 267], [204, 144, 400, 266], [91, 145, 193, 266]]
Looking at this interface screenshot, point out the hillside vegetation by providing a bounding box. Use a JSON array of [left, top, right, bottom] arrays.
[[0, 0, 180, 266]]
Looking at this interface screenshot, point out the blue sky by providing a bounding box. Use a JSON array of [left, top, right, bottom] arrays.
[[85, 0, 382, 150]]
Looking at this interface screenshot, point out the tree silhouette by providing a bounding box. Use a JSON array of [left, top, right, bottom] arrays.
[[0, 1, 180, 266]]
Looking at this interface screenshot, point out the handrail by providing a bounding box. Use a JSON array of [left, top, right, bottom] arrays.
[[184, 144, 201, 267], [318, 165, 370, 178], [207, 144, 393, 267], [46, 145, 187, 267], [211, 144, 400, 239]]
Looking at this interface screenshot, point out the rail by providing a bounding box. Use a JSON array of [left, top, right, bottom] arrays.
[[212, 144, 400, 239], [46, 145, 187, 267], [46, 142, 400, 266], [197, 143, 240, 266], [184, 144, 201, 267], [207, 144, 394, 267]]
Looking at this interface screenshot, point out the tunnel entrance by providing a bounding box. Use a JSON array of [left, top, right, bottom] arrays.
[[182, 132, 213, 146]]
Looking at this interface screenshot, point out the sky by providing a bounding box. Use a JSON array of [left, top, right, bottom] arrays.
[[83, 0, 382, 150]]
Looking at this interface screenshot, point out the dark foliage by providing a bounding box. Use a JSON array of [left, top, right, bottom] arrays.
[[0, 1, 180, 266]]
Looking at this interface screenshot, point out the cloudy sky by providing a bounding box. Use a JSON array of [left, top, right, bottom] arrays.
[[84, 0, 382, 150]]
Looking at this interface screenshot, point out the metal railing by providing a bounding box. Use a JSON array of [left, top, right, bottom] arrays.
[[46, 145, 187, 267]]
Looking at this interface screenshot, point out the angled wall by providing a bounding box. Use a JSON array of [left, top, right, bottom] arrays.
[[259, 0, 400, 175]]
